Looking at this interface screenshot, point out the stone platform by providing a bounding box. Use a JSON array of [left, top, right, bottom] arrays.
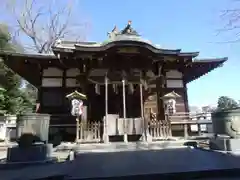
[[1, 147, 240, 179], [55, 140, 190, 153]]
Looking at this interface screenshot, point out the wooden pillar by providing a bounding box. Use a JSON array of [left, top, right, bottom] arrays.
[[140, 82, 146, 141], [122, 78, 128, 143], [103, 73, 109, 143], [184, 123, 188, 139], [140, 70, 152, 142], [156, 75, 165, 121], [76, 116, 80, 142], [140, 83, 144, 120], [38, 68, 43, 113], [197, 123, 201, 136]]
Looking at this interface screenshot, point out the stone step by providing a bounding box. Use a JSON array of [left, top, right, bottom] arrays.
[[55, 140, 191, 153]]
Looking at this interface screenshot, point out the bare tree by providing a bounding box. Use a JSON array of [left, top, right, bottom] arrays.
[[218, 0, 240, 42], [2, 0, 90, 105], [3, 0, 90, 54]]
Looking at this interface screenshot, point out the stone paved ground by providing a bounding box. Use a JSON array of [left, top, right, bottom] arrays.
[[1, 147, 240, 179], [53, 141, 190, 161], [56, 140, 188, 151], [67, 148, 240, 179], [0, 139, 210, 161]]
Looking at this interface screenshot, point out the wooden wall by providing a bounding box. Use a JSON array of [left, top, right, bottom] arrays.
[[39, 67, 82, 124], [164, 69, 189, 113], [144, 69, 189, 117], [39, 67, 190, 123]]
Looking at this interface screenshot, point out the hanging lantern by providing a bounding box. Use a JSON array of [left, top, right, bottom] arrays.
[[98, 57, 103, 65], [66, 90, 87, 117], [113, 84, 118, 94], [143, 80, 148, 91], [128, 83, 134, 94], [95, 84, 100, 95]]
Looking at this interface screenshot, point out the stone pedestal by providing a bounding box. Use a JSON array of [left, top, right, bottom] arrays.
[[124, 134, 128, 143], [103, 134, 109, 143], [210, 137, 240, 151], [7, 143, 53, 163], [146, 133, 153, 142], [140, 131, 152, 142]]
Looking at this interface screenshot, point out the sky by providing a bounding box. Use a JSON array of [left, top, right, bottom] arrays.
[[1, 0, 240, 107]]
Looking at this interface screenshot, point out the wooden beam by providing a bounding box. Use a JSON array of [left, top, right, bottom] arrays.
[[4, 57, 41, 86]]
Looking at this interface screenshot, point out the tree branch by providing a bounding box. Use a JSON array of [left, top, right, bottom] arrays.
[[218, 1, 240, 42], [3, 0, 89, 54]]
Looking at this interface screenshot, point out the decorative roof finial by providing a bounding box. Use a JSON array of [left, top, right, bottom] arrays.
[[120, 20, 139, 36], [112, 25, 118, 33], [107, 25, 119, 38], [55, 39, 62, 45]]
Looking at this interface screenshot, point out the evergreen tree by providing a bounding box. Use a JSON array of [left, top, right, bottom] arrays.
[[217, 96, 239, 110], [0, 24, 33, 114]]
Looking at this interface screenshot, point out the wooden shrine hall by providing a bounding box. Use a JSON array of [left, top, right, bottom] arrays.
[[0, 21, 227, 142]]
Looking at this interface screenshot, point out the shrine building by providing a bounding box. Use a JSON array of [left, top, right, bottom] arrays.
[[0, 21, 227, 142]]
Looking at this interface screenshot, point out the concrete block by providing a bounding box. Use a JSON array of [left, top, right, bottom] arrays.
[[210, 138, 240, 151]]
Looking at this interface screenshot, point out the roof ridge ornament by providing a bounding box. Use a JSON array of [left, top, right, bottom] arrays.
[[55, 39, 62, 45], [107, 25, 119, 39], [107, 20, 140, 39], [120, 20, 140, 36]]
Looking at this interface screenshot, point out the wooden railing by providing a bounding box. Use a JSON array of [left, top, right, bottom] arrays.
[[148, 120, 172, 140], [48, 112, 212, 143], [77, 122, 102, 143], [168, 112, 211, 121], [1, 112, 212, 144], [147, 112, 212, 140], [170, 119, 212, 138]]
